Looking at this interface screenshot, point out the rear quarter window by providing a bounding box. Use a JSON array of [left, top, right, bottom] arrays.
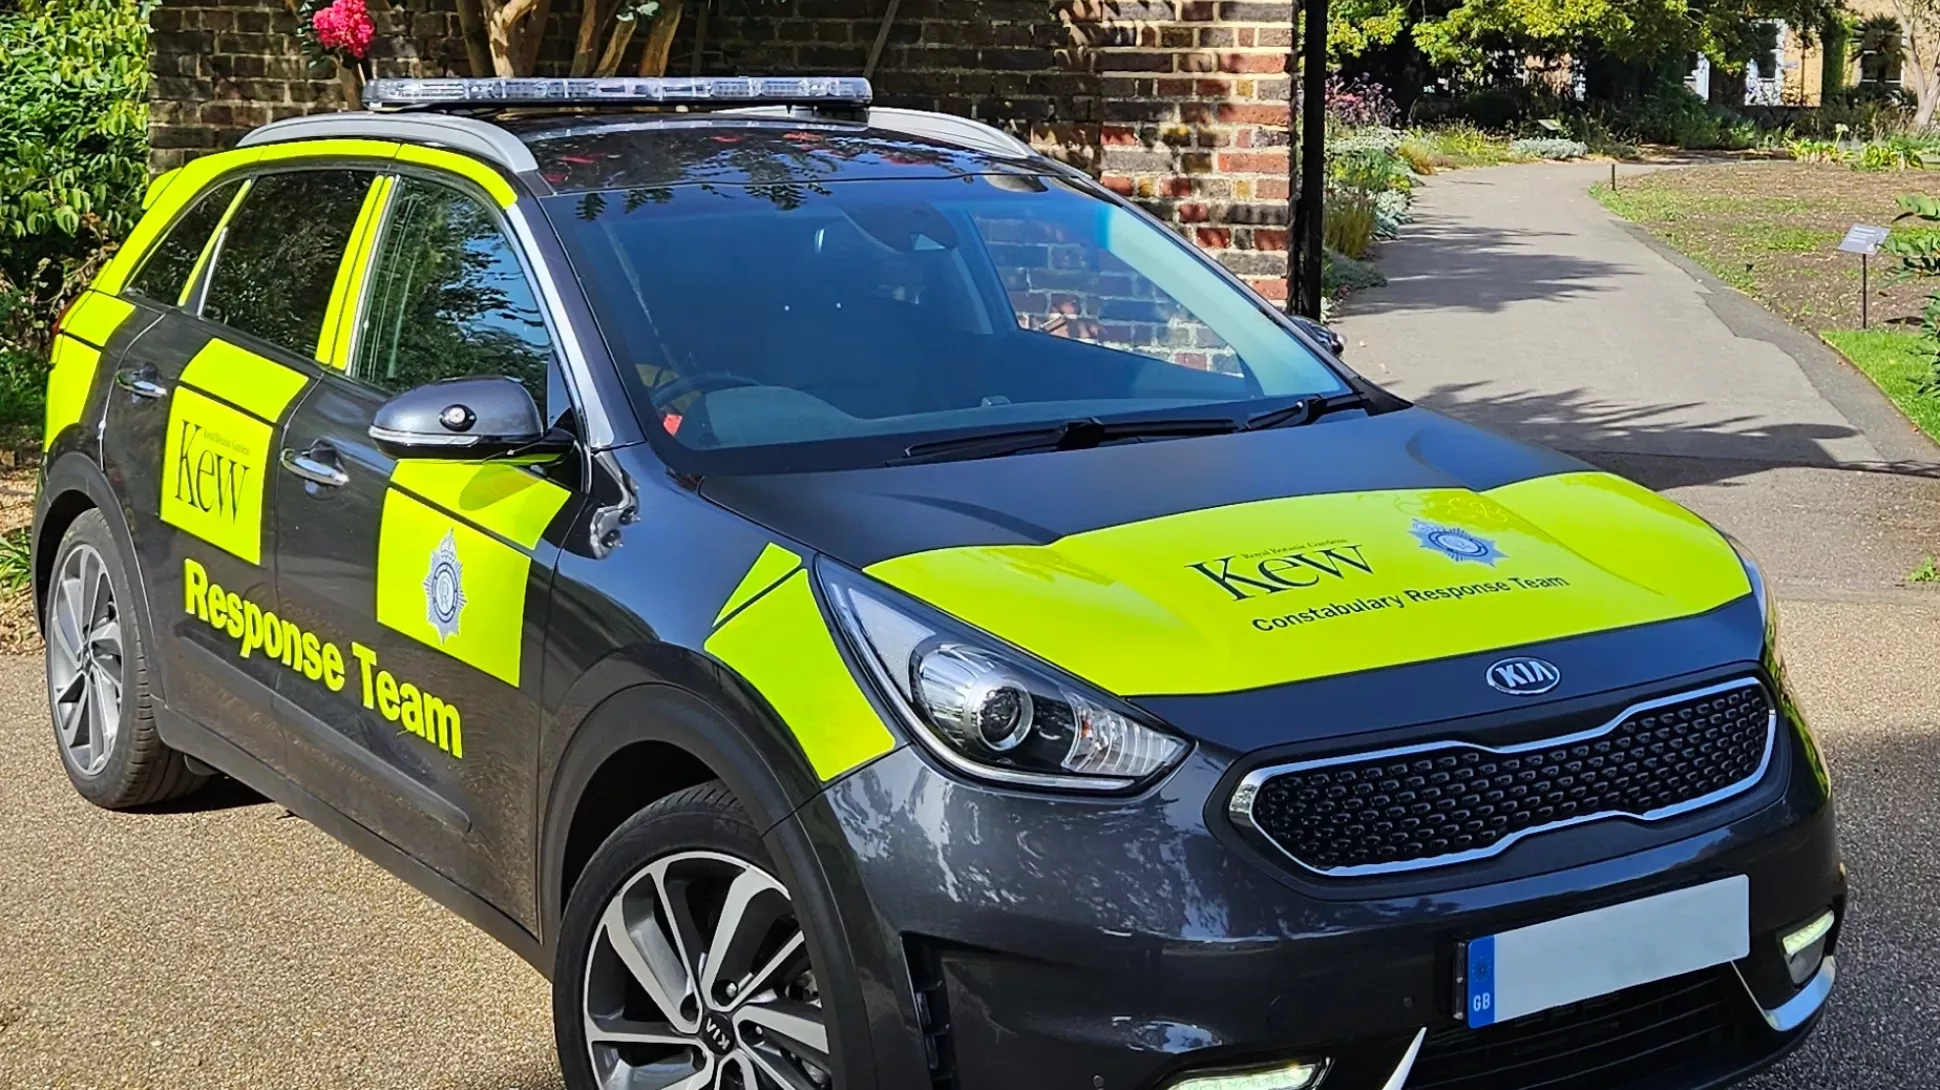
[[126, 179, 244, 308], [202, 169, 373, 359]]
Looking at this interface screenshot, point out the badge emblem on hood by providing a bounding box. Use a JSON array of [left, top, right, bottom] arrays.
[[1413, 520, 1503, 566], [424, 529, 467, 643], [1486, 656, 1561, 696]]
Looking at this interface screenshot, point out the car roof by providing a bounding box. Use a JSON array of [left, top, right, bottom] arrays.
[[236, 105, 1051, 195]]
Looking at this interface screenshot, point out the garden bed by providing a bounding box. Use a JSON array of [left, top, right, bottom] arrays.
[[1593, 161, 1932, 330]]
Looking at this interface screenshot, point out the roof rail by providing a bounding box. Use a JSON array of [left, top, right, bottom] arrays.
[[363, 76, 872, 112], [725, 105, 1038, 160], [236, 111, 539, 174]]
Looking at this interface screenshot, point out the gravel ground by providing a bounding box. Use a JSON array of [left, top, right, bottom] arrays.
[[1, 586, 1936, 1088], [0, 651, 562, 1090]]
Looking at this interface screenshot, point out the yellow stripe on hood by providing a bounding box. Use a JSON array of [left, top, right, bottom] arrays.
[[864, 471, 1749, 697]]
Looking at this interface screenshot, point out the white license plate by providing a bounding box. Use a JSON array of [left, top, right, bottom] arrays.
[[1463, 876, 1750, 1028]]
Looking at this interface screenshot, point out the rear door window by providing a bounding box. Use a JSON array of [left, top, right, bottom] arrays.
[[202, 170, 373, 359], [127, 179, 244, 308]]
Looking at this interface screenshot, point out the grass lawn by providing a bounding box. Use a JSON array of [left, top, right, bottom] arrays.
[[1821, 329, 1940, 441], [1594, 160, 1940, 443]]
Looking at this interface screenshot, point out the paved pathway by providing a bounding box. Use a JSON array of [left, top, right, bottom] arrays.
[[1336, 160, 1940, 1089]]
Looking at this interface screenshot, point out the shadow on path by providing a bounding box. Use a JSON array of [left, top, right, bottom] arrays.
[[1412, 381, 1940, 489], [1353, 219, 1627, 315]]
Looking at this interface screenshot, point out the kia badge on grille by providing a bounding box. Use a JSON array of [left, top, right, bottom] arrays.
[[1486, 656, 1562, 696]]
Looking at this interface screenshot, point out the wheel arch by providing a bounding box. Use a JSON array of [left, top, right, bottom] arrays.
[[34, 454, 158, 696], [538, 658, 890, 1090], [537, 654, 830, 963]]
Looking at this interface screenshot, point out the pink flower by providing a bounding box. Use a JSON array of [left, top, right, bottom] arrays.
[[313, 0, 375, 60]]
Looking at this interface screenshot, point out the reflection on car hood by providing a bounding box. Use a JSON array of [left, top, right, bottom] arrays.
[[700, 408, 1752, 698]]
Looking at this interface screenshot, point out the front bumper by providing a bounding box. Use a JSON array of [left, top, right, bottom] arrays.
[[791, 685, 1843, 1090]]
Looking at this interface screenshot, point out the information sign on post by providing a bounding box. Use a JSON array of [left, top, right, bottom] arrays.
[[1839, 224, 1891, 329]]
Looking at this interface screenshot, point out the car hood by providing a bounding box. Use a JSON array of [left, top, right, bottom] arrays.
[[699, 407, 1753, 703]]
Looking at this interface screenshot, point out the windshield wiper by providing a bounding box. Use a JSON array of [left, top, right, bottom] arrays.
[[889, 416, 1237, 466], [1241, 390, 1369, 431]]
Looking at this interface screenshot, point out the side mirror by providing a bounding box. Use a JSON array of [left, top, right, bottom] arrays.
[[1289, 314, 1345, 357], [369, 376, 570, 461]]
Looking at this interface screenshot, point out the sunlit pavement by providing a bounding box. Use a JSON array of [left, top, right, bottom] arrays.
[[1340, 159, 1940, 1087]]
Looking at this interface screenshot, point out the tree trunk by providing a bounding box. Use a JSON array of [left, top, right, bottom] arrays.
[[595, 16, 637, 76], [572, 0, 607, 76], [1896, 0, 1940, 128], [638, 3, 683, 77], [337, 59, 366, 109], [453, 0, 495, 77], [485, 0, 545, 76]]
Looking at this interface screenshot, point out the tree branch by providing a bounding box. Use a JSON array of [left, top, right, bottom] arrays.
[[594, 15, 638, 76], [572, 0, 608, 76], [638, 3, 682, 76]]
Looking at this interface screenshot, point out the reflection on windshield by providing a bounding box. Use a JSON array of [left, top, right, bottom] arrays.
[[547, 173, 1346, 470]]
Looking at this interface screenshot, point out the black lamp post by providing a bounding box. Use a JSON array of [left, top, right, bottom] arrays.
[[1287, 0, 1327, 318]]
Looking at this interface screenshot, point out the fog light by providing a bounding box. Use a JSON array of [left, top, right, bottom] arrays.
[[1166, 1059, 1327, 1090], [1781, 909, 1835, 984]]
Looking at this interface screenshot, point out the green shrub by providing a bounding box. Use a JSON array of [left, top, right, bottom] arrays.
[[1581, 87, 1762, 150], [1322, 248, 1386, 295], [1402, 123, 1516, 168], [1797, 89, 1912, 140], [1885, 194, 1940, 279], [1372, 188, 1411, 240], [1323, 194, 1379, 259], [1850, 137, 1928, 171], [1787, 138, 1842, 163], [1882, 193, 1940, 395], [0, 527, 29, 595], [0, 0, 152, 373], [1509, 137, 1588, 160]]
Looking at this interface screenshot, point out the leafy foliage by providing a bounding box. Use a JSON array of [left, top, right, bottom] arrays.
[[1372, 188, 1413, 239], [0, 0, 152, 370], [1322, 248, 1388, 294], [1509, 136, 1588, 159], [1324, 195, 1379, 259], [1326, 75, 1402, 129], [1885, 193, 1940, 396], [1399, 123, 1521, 167], [1850, 137, 1930, 172], [1786, 138, 1842, 163], [0, 528, 29, 595], [1380, 0, 1836, 79]]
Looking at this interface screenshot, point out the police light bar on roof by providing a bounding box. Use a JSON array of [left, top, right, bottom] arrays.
[[363, 76, 873, 111]]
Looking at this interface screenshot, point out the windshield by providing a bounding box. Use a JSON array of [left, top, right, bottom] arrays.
[[545, 171, 1348, 472]]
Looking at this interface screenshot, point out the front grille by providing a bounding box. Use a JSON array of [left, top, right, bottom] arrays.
[[1235, 680, 1774, 875], [1410, 969, 1750, 1090]]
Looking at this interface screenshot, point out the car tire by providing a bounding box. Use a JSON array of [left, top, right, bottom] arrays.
[[555, 782, 837, 1090], [43, 509, 207, 808]]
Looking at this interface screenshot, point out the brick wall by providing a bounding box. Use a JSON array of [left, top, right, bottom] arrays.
[[147, 0, 1299, 299], [149, 0, 468, 170], [690, 0, 1297, 301]]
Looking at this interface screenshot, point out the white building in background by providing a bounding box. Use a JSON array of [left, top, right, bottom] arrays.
[[1686, 22, 1794, 105]]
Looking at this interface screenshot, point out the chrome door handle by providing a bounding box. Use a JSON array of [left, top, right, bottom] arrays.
[[280, 447, 349, 488], [114, 367, 168, 400]]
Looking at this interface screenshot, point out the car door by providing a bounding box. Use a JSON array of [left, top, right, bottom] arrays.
[[270, 171, 582, 925], [101, 168, 380, 768]]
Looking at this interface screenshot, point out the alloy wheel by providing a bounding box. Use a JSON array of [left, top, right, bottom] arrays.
[[584, 850, 831, 1090], [47, 542, 124, 777]]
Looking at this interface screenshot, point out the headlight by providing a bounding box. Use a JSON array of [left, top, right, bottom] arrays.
[[819, 561, 1188, 791]]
